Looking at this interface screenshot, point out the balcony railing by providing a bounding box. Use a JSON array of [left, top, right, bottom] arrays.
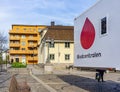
[[28, 56, 38, 61], [10, 43, 20, 47], [9, 30, 38, 34], [10, 37, 20, 40], [28, 37, 38, 41], [10, 50, 38, 54], [28, 44, 37, 47]]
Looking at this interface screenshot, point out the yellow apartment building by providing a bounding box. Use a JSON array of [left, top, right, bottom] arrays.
[[38, 23, 74, 67], [9, 25, 46, 64]]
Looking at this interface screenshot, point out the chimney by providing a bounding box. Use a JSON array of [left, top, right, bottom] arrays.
[[51, 21, 55, 26]]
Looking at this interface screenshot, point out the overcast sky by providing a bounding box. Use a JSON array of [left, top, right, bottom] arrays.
[[0, 0, 98, 36]]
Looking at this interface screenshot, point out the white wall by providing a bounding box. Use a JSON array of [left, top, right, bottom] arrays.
[[49, 42, 74, 63], [39, 41, 74, 64], [74, 0, 120, 69]]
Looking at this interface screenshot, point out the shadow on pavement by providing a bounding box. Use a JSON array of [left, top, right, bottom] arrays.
[[57, 74, 120, 92]]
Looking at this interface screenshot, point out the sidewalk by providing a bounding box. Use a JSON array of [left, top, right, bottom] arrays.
[[27, 65, 44, 75], [27, 65, 58, 92], [0, 71, 11, 92]]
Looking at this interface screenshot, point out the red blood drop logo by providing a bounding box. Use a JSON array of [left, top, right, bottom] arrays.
[[80, 18, 95, 49]]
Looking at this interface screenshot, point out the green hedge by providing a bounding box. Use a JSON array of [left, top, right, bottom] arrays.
[[12, 62, 27, 68]]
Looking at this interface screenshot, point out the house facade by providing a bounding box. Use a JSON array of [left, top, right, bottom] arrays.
[[38, 23, 74, 66]]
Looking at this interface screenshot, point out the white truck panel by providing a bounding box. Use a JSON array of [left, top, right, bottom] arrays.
[[74, 0, 120, 70]]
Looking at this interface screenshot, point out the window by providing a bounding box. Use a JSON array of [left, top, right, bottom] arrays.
[[10, 48, 14, 50], [16, 28, 19, 31], [50, 54, 55, 60], [10, 35, 13, 38], [29, 28, 31, 31], [15, 58, 19, 62], [29, 41, 33, 44], [49, 42, 54, 48], [29, 48, 33, 50], [65, 42, 70, 48], [14, 47, 19, 50], [15, 35, 19, 38], [38, 28, 41, 32], [22, 48, 25, 50], [65, 54, 70, 60], [15, 41, 19, 44], [33, 28, 36, 31], [21, 35, 25, 38], [23, 28, 26, 31], [101, 17, 107, 35], [21, 41, 26, 46], [29, 35, 33, 38]]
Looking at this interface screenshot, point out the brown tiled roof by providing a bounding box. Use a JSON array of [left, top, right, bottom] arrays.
[[44, 26, 74, 41]]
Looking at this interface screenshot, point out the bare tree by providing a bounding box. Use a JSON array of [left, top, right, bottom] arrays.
[[0, 32, 8, 71], [0, 32, 8, 52]]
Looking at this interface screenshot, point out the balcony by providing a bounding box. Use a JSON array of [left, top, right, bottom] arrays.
[[9, 30, 38, 34], [28, 56, 38, 61], [10, 37, 20, 40], [28, 37, 38, 41], [27, 50, 38, 54], [10, 50, 38, 54], [28, 44, 37, 47], [10, 43, 20, 47]]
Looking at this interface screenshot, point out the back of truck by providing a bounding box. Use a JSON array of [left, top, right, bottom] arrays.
[[74, 0, 120, 71]]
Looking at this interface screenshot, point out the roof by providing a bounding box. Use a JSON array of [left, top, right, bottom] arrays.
[[12, 24, 47, 29], [12, 24, 47, 27], [44, 26, 74, 41]]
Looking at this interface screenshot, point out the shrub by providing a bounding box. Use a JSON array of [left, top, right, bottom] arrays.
[[12, 62, 27, 68]]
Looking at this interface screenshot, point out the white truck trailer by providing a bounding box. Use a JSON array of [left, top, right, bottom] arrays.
[[74, 0, 120, 70]]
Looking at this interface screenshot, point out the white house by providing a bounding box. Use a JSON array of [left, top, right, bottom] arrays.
[[38, 23, 74, 68]]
